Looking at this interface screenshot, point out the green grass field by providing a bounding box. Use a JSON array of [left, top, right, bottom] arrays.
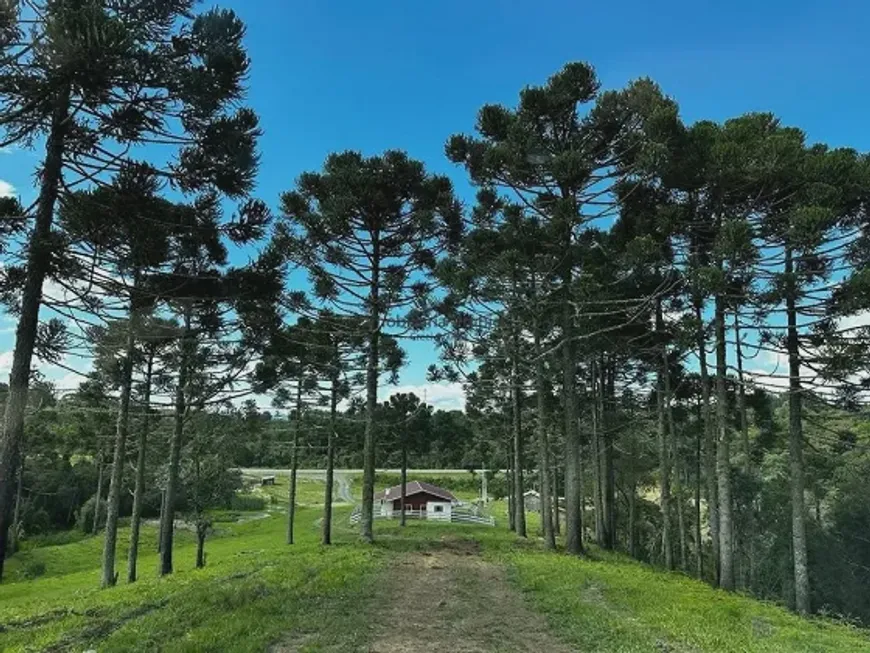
[[0, 506, 378, 652], [248, 475, 340, 507], [2, 492, 868, 652]]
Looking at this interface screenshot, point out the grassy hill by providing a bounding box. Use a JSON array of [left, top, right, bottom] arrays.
[[1, 482, 868, 651]]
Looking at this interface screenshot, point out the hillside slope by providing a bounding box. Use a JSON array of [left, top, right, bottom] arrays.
[[1, 505, 868, 651]]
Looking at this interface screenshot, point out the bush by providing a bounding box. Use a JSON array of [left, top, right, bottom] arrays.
[[487, 473, 508, 501], [76, 496, 107, 533], [21, 560, 46, 579], [20, 529, 88, 551], [230, 494, 266, 511], [374, 472, 481, 494], [23, 507, 51, 535]]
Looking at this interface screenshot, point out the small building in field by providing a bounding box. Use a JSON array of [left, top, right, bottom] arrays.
[[375, 481, 458, 520]]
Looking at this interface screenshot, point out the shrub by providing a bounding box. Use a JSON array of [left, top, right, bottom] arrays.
[[374, 472, 481, 494], [23, 507, 51, 535], [76, 496, 108, 533], [21, 529, 88, 550], [21, 560, 46, 579], [487, 473, 508, 501], [230, 494, 266, 511]]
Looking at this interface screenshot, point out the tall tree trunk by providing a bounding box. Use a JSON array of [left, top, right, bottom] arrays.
[[733, 313, 751, 473], [102, 299, 140, 588], [734, 311, 754, 590], [287, 381, 302, 545], [511, 337, 526, 538], [695, 403, 704, 579], [602, 361, 616, 550], [128, 352, 154, 583], [663, 350, 687, 570], [9, 461, 23, 555], [695, 300, 719, 584], [591, 391, 603, 545], [609, 368, 618, 546], [715, 295, 734, 590], [591, 361, 604, 545], [322, 375, 338, 545], [552, 454, 561, 536], [534, 313, 555, 549], [361, 235, 380, 543], [562, 253, 583, 554], [157, 487, 166, 552], [0, 88, 70, 580], [195, 520, 207, 569], [578, 416, 585, 548], [159, 307, 192, 576], [194, 452, 207, 569], [93, 451, 105, 536], [506, 434, 515, 532], [400, 444, 408, 526], [674, 462, 688, 571], [628, 479, 637, 558], [785, 245, 810, 614], [656, 298, 673, 570]]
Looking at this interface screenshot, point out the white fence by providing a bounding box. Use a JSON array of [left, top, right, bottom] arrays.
[[349, 506, 495, 527]]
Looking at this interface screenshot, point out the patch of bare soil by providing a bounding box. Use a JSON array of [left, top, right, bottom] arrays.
[[367, 536, 576, 652]]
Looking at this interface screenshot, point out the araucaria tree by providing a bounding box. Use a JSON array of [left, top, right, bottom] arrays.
[[253, 318, 323, 545], [0, 0, 260, 580], [278, 151, 461, 542], [149, 195, 270, 577], [447, 62, 678, 554], [435, 193, 558, 543], [59, 165, 176, 587]]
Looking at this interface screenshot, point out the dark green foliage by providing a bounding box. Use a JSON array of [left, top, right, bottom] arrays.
[[77, 497, 108, 534], [278, 149, 461, 542], [19, 560, 46, 580], [230, 495, 267, 512], [374, 473, 480, 495]]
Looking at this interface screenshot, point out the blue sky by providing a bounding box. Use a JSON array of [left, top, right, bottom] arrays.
[[2, 0, 870, 409]]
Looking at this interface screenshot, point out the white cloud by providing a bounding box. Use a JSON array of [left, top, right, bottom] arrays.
[[0, 180, 15, 198], [0, 350, 13, 377], [0, 351, 89, 393], [747, 350, 791, 393], [663, 309, 690, 325], [49, 370, 90, 392], [745, 313, 870, 397], [381, 382, 466, 411], [839, 311, 870, 332]]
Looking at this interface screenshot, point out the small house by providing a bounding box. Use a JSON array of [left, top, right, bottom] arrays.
[[375, 481, 458, 520]]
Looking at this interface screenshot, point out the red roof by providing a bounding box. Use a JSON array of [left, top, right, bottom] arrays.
[[374, 480, 457, 503]]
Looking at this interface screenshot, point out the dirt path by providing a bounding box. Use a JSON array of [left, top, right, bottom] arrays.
[[334, 471, 353, 503], [367, 538, 576, 653]]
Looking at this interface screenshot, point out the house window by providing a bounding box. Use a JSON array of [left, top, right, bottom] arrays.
[[434, 505, 444, 513]]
